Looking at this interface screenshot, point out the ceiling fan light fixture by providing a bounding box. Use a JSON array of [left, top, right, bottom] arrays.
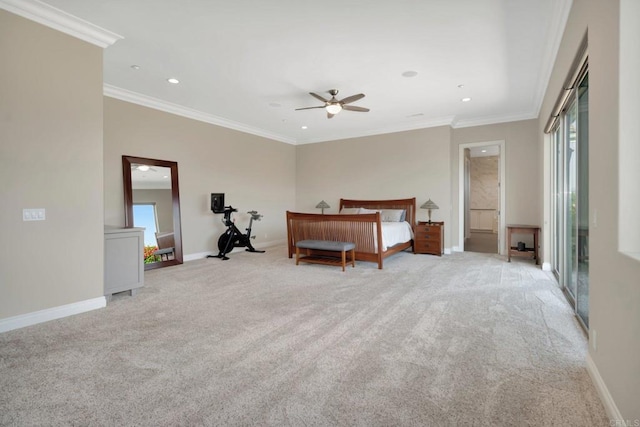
[[137, 165, 150, 172], [325, 104, 342, 115], [296, 90, 368, 119]]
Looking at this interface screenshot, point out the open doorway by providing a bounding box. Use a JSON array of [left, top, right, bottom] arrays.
[[458, 140, 506, 254]]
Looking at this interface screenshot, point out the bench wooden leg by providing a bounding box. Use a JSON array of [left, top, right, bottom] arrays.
[[295, 243, 355, 271]]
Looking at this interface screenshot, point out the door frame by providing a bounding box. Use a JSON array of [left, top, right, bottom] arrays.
[[458, 140, 506, 254]]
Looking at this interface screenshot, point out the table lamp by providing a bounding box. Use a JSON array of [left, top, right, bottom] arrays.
[[420, 199, 439, 224], [316, 200, 330, 214]]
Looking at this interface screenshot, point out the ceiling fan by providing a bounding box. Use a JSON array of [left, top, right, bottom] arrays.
[[296, 89, 370, 119]]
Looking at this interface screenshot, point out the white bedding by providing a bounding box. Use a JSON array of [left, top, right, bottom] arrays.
[[379, 221, 414, 251]]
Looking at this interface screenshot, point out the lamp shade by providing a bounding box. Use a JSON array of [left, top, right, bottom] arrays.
[[420, 199, 439, 210], [420, 199, 439, 223], [315, 200, 330, 214], [315, 200, 330, 209]]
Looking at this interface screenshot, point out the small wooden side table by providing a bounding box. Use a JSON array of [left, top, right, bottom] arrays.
[[506, 224, 540, 264], [414, 221, 444, 256]]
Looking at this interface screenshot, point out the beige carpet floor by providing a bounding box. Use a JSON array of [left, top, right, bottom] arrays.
[[0, 245, 608, 426]]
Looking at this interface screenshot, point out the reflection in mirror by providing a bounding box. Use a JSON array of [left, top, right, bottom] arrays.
[[122, 156, 183, 270]]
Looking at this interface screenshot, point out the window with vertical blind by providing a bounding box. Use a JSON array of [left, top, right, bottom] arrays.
[[547, 34, 590, 330]]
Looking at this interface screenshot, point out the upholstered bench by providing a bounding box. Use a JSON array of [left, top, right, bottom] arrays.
[[295, 240, 356, 272]]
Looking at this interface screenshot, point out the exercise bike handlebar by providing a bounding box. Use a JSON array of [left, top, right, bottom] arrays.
[[247, 210, 262, 221], [220, 206, 262, 222]]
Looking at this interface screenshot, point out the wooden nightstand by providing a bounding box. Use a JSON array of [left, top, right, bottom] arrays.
[[413, 221, 444, 256]]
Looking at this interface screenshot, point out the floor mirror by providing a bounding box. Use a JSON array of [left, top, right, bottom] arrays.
[[122, 155, 183, 270]]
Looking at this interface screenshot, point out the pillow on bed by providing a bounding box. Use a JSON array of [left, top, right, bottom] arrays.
[[358, 207, 380, 215], [339, 207, 361, 214], [380, 209, 406, 222]]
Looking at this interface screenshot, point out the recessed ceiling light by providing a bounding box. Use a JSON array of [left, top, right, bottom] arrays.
[[167, 78, 180, 84], [301, 126, 308, 130], [163, 175, 169, 178], [461, 97, 472, 102], [457, 84, 465, 89], [402, 70, 418, 78], [137, 165, 149, 172], [131, 65, 140, 70], [481, 149, 487, 153]]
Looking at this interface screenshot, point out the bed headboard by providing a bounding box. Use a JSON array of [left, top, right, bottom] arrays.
[[339, 198, 417, 225]]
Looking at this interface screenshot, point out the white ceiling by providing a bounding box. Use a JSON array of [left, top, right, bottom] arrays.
[[19, 0, 571, 144]]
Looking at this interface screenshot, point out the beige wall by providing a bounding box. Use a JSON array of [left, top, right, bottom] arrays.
[[539, 0, 640, 420], [104, 98, 296, 257], [470, 156, 499, 209], [469, 156, 499, 233], [295, 126, 452, 248], [451, 120, 540, 250], [0, 11, 104, 318]]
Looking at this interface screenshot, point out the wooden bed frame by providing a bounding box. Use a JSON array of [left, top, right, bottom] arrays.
[[286, 198, 416, 269]]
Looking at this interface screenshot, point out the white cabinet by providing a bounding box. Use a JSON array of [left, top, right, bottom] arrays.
[[104, 226, 144, 299], [470, 210, 496, 231]]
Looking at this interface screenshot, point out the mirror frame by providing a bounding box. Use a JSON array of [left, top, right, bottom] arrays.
[[122, 155, 183, 270]]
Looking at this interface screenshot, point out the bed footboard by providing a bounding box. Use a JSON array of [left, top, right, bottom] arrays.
[[286, 198, 416, 270], [286, 211, 384, 269]]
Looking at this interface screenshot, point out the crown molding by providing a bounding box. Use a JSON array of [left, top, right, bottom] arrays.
[[296, 116, 455, 145], [0, 0, 122, 47], [452, 111, 538, 129], [532, 0, 573, 117], [103, 84, 296, 145]]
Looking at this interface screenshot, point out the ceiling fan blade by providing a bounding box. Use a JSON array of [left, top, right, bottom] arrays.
[[295, 106, 325, 111], [340, 93, 365, 105], [310, 92, 329, 103], [342, 105, 370, 112], [327, 112, 335, 119]]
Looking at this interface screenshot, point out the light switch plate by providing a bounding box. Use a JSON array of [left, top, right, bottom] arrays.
[[23, 208, 46, 221]]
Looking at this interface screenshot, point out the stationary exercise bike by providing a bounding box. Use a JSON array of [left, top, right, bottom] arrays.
[[207, 206, 265, 260]]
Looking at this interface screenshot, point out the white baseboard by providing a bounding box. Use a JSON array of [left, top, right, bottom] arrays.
[[587, 353, 623, 422], [183, 251, 213, 262], [452, 246, 463, 252], [444, 248, 452, 255], [542, 261, 552, 271], [0, 297, 106, 334]]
